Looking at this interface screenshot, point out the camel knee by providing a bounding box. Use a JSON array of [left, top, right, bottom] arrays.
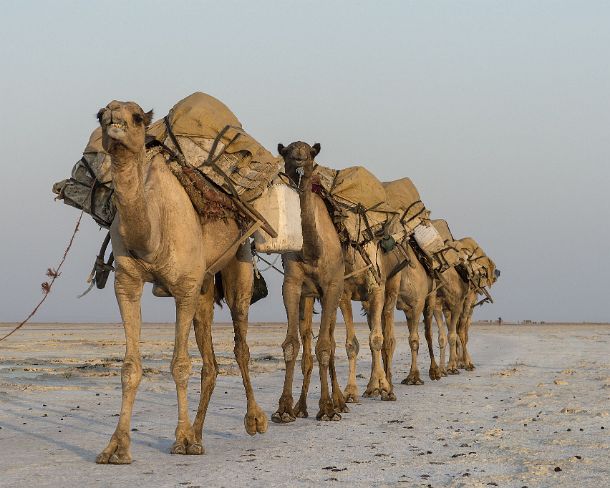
[[438, 334, 447, 349], [171, 355, 192, 386], [315, 340, 331, 367], [282, 336, 300, 363], [409, 337, 419, 353], [121, 357, 142, 390], [369, 332, 383, 351], [345, 336, 360, 359]]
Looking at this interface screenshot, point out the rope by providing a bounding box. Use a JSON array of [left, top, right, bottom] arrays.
[[254, 252, 284, 275], [256, 253, 281, 273], [0, 208, 86, 343]]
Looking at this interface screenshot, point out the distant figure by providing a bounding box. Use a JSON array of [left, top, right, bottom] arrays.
[[498, 317, 503, 325]]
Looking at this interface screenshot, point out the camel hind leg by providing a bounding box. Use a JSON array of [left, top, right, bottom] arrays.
[[381, 277, 399, 400], [341, 295, 360, 403], [222, 253, 267, 435], [434, 301, 448, 376], [424, 296, 442, 381], [400, 301, 425, 386], [363, 285, 393, 399], [192, 283, 218, 454]]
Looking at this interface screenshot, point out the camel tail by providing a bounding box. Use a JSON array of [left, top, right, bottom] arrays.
[[214, 272, 225, 307]]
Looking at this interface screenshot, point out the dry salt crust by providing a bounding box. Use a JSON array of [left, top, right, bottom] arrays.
[[0, 322, 608, 488]]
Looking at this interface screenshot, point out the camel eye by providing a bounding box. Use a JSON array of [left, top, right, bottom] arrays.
[[133, 113, 144, 125]]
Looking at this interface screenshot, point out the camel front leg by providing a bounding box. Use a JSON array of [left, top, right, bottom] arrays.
[[363, 285, 392, 400], [295, 295, 314, 418], [459, 305, 476, 370], [223, 258, 267, 435], [340, 294, 360, 403], [96, 272, 144, 465], [272, 273, 302, 423], [316, 282, 342, 421], [192, 284, 218, 453], [170, 293, 199, 455]]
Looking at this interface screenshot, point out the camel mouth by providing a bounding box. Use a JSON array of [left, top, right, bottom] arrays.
[[106, 122, 128, 140]]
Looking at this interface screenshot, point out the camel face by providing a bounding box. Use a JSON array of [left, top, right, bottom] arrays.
[[97, 101, 152, 154], [278, 141, 320, 185]]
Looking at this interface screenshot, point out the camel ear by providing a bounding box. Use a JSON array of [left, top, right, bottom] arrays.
[[311, 142, 321, 158], [144, 110, 154, 127], [278, 143, 286, 157], [96, 108, 105, 125]]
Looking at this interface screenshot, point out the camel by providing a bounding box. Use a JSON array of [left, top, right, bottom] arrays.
[[456, 252, 498, 370], [275, 164, 399, 411], [95, 100, 266, 464], [271, 141, 347, 423], [427, 242, 499, 374]]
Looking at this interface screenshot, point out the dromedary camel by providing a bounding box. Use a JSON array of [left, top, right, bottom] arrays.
[[271, 141, 347, 423], [95, 101, 266, 464], [455, 251, 498, 370]]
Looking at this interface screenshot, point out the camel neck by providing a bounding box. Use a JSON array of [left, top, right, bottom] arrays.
[[299, 168, 322, 262], [110, 148, 156, 255]]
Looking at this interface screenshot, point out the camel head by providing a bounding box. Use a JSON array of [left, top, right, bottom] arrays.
[[97, 101, 153, 155], [277, 141, 321, 186]]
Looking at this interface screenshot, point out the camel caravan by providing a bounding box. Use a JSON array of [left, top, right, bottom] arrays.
[[52, 92, 499, 464]]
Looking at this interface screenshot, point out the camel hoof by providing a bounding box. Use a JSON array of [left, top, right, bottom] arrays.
[[186, 443, 204, 455], [440, 368, 448, 377], [363, 388, 379, 398], [170, 442, 187, 455], [317, 411, 341, 421], [401, 374, 424, 385], [447, 367, 460, 375], [343, 386, 359, 403], [96, 451, 132, 465], [465, 363, 475, 371], [245, 408, 268, 434], [295, 409, 308, 418], [96, 438, 132, 464], [271, 411, 295, 424], [429, 367, 442, 381], [382, 390, 396, 401]]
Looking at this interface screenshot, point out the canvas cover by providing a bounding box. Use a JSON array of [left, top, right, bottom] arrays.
[[456, 237, 497, 288], [148, 92, 282, 203], [409, 218, 461, 273], [52, 128, 116, 227], [312, 164, 396, 244]]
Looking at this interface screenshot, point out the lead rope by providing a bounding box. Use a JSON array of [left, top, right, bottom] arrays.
[[0, 207, 87, 343]]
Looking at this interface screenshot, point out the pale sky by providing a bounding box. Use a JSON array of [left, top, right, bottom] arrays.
[[1, 1, 609, 324]]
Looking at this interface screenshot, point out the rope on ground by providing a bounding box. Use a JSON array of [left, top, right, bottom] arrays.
[[0, 209, 86, 343]]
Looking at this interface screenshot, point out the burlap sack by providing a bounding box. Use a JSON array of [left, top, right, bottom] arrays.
[[312, 164, 396, 244], [456, 237, 497, 288], [52, 128, 115, 227], [148, 92, 282, 202]]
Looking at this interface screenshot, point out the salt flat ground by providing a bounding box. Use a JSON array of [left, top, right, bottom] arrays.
[[0, 322, 608, 488]]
